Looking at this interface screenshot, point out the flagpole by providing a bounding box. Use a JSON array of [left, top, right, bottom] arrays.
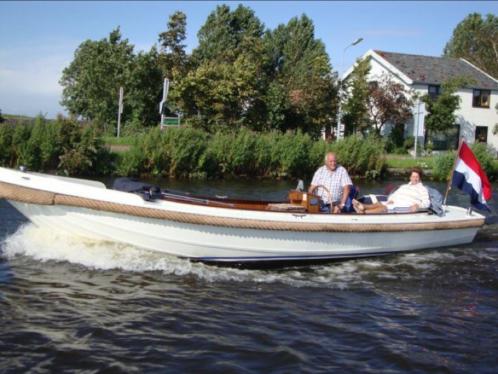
[[443, 137, 464, 206]]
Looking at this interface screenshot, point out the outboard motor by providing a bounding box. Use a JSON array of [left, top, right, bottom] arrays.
[[112, 177, 162, 201]]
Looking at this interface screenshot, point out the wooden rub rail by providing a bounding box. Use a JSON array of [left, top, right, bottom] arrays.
[[0, 181, 485, 233], [0, 181, 55, 205]]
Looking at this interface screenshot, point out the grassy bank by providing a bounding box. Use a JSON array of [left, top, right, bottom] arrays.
[[385, 155, 434, 170]]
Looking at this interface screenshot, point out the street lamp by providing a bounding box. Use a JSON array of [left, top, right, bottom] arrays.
[[336, 37, 364, 139]]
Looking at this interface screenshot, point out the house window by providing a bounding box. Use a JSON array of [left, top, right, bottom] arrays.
[[472, 89, 490, 108], [428, 85, 440, 100], [368, 81, 378, 90], [429, 125, 460, 150], [475, 126, 488, 143]]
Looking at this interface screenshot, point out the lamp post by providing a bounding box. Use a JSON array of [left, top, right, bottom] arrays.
[[413, 98, 422, 158], [336, 37, 363, 140]]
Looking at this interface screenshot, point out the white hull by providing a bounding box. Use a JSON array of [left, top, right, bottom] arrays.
[[9, 201, 479, 263], [0, 167, 484, 264]]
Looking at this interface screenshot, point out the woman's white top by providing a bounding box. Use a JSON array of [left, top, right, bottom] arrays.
[[387, 182, 431, 209]]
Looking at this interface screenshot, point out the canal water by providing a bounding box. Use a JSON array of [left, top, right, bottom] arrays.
[[1, 178, 497, 372]]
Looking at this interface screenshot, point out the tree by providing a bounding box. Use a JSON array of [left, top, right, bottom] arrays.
[[341, 58, 371, 136], [60, 28, 135, 130], [126, 47, 163, 127], [173, 4, 266, 130], [193, 4, 264, 63], [421, 77, 470, 141], [0, 109, 4, 123], [444, 13, 498, 78], [262, 15, 336, 136], [158, 11, 188, 79], [367, 74, 413, 135]]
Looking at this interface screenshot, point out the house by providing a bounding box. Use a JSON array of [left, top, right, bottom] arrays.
[[343, 50, 498, 151]]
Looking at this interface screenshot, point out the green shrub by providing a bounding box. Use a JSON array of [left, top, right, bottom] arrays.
[[23, 115, 60, 171], [271, 131, 313, 178], [166, 127, 207, 178], [58, 122, 111, 176], [12, 121, 33, 167], [0, 123, 15, 166], [116, 145, 145, 176], [253, 132, 275, 176], [471, 143, 496, 178], [433, 151, 455, 181], [403, 136, 415, 150], [432, 143, 497, 181], [228, 128, 258, 175], [308, 139, 330, 173], [200, 131, 231, 177], [331, 135, 385, 179], [141, 127, 171, 176]]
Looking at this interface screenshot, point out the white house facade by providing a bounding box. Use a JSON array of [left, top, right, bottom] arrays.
[[343, 50, 498, 151]]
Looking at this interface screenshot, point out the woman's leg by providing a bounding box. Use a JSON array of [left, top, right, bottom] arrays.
[[352, 200, 387, 214]]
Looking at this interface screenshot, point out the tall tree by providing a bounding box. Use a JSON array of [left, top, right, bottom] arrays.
[[0, 109, 4, 123], [421, 77, 470, 140], [341, 58, 371, 136], [444, 13, 498, 78], [126, 47, 164, 127], [367, 74, 413, 135], [158, 11, 188, 79], [173, 4, 266, 130], [60, 28, 134, 130], [263, 15, 336, 136], [193, 4, 264, 63]]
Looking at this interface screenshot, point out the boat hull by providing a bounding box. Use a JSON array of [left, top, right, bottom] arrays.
[[9, 201, 480, 263]]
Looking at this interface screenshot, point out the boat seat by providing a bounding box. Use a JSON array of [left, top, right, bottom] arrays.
[[358, 194, 388, 205]]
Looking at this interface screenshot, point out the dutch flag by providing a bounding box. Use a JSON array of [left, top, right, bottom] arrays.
[[451, 142, 492, 211]]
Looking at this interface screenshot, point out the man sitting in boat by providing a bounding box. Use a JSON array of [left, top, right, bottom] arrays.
[[308, 152, 352, 214], [353, 167, 430, 214]]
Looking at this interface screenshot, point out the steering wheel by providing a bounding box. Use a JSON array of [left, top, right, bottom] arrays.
[[310, 184, 332, 204]]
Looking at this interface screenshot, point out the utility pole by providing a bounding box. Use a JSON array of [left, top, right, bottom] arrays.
[[336, 37, 363, 140], [413, 98, 423, 158], [117, 86, 124, 138]]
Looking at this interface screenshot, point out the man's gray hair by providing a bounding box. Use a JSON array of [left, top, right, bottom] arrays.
[[324, 152, 336, 162]]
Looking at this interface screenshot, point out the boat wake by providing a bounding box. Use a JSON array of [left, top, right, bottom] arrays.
[[1, 223, 495, 288]]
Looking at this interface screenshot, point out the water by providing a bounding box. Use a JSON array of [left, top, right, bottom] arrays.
[[1, 179, 497, 372]]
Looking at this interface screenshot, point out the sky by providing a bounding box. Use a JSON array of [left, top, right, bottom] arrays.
[[0, 1, 497, 118]]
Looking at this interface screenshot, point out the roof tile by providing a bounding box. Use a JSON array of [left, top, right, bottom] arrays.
[[374, 50, 498, 90]]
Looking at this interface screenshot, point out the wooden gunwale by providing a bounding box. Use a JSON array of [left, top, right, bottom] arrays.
[[0, 181, 485, 232]]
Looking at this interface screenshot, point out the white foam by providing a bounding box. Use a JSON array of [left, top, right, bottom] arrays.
[[0, 224, 481, 287]]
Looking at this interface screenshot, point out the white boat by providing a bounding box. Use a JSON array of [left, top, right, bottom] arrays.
[[0, 167, 485, 265]]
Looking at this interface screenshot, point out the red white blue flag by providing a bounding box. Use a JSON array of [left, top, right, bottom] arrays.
[[451, 142, 492, 211]]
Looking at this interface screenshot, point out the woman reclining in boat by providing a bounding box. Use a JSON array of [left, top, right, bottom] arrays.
[[353, 167, 430, 214]]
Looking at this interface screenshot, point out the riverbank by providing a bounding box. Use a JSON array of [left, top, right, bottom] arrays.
[[1, 116, 497, 181]]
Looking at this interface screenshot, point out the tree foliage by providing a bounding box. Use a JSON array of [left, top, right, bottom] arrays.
[[367, 74, 413, 134], [421, 77, 469, 138], [172, 5, 266, 130], [60, 28, 135, 129], [262, 15, 336, 136], [444, 13, 498, 78], [126, 47, 163, 127], [60, 28, 164, 132], [60, 6, 337, 135], [341, 58, 371, 135], [158, 11, 188, 79]]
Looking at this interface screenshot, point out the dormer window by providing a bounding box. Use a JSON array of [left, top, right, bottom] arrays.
[[473, 89, 490, 108], [428, 85, 440, 100]]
